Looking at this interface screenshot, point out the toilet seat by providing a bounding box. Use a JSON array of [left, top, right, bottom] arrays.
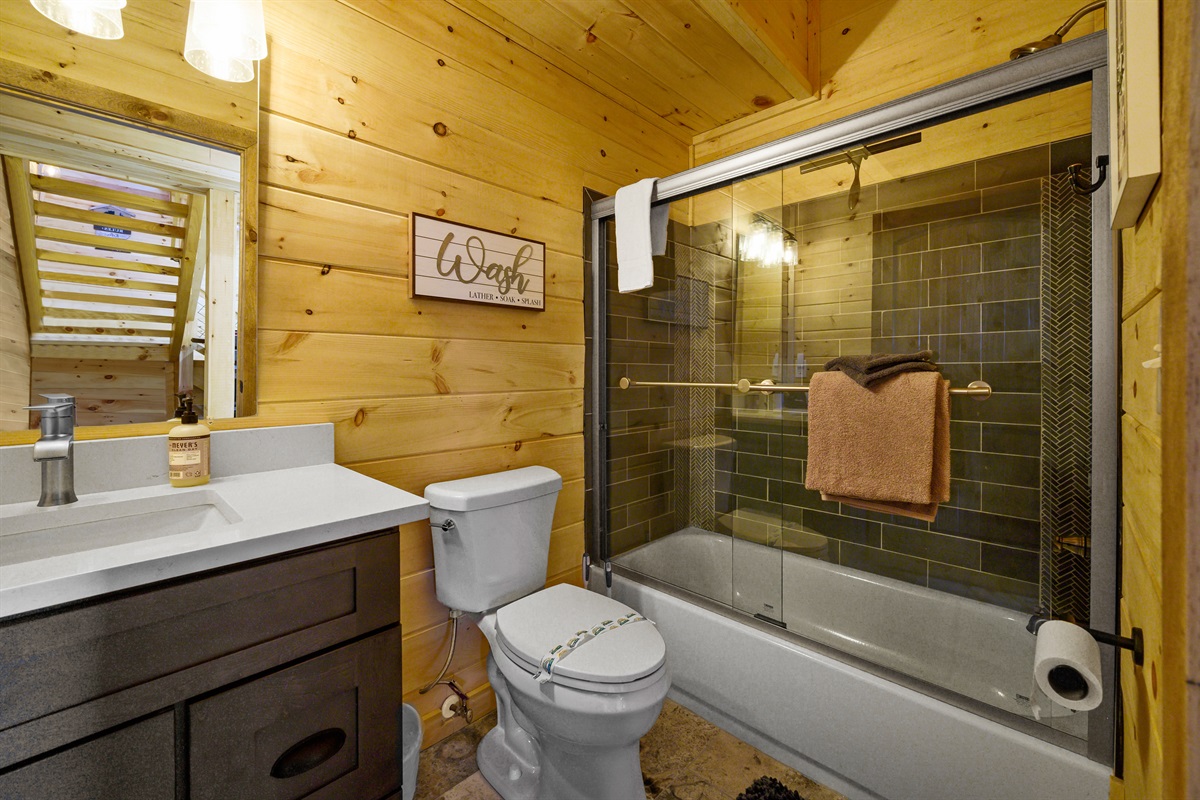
[[495, 584, 666, 691]]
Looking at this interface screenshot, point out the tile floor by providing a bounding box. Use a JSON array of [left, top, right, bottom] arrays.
[[414, 698, 847, 800]]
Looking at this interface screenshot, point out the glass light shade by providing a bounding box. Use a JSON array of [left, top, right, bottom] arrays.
[[185, 0, 267, 84], [31, 0, 126, 39], [782, 235, 799, 268]]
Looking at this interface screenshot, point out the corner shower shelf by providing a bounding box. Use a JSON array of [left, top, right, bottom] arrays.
[[617, 377, 993, 400]]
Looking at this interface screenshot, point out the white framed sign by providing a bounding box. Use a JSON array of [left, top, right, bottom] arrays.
[[1108, 0, 1161, 229], [410, 213, 545, 311]]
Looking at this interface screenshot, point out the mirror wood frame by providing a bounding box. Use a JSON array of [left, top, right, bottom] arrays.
[[0, 57, 258, 444]]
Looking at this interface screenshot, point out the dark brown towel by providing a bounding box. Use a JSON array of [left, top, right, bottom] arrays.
[[825, 350, 937, 387], [804, 371, 951, 520]]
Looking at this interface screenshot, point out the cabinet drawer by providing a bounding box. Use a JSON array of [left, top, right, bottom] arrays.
[[0, 532, 398, 743], [189, 627, 401, 800], [0, 712, 174, 800]]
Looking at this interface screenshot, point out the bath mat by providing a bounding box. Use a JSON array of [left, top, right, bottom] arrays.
[[736, 775, 804, 800]]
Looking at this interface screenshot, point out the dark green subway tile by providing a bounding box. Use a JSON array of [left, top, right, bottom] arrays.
[[922, 244, 982, 279], [803, 508, 882, 548], [882, 524, 981, 570], [872, 223, 929, 257], [982, 235, 1040, 271], [780, 480, 824, 510], [840, 542, 928, 587], [608, 430, 649, 459], [950, 420, 982, 451], [731, 473, 769, 501], [626, 492, 672, 526], [929, 332, 982, 362], [928, 205, 1040, 249], [921, 304, 981, 337], [928, 272, 982, 305], [951, 391, 1040, 424], [951, 450, 1040, 488], [938, 362, 982, 386], [981, 423, 1041, 457], [981, 482, 1041, 521], [877, 163, 976, 208], [715, 491, 736, 515], [879, 308, 921, 337], [728, 429, 770, 455], [982, 267, 1040, 301], [976, 145, 1050, 189], [879, 194, 981, 230], [738, 452, 780, 480], [983, 299, 1040, 331], [981, 178, 1042, 212], [872, 253, 923, 284], [947, 478, 983, 510], [980, 543, 1040, 583], [981, 330, 1040, 362], [928, 562, 1039, 613], [837, 503, 930, 529], [930, 506, 1039, 550], [872, 279, 927, 310], [976, 361, 1039, 399]]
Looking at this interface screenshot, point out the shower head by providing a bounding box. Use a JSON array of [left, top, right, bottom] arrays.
[[1010, 0, 1104, 60]]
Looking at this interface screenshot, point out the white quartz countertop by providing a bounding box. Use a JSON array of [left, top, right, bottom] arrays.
[[0, 462, 429, 619]]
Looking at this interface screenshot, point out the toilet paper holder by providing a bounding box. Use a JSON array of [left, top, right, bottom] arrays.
[[1026, 615, 1144, 666]]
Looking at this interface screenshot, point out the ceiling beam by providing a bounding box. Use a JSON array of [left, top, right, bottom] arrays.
[[34, 201, 187, 238], [37, 249, 179, 276], [2, 156, 44, 332], [34, 226, 184, 259], [695, 0, 816, 99], [170, 193, 207, 361], [29, 173, 190, 217]]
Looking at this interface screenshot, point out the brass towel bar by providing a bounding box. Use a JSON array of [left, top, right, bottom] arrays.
[[617, 376, 992, 400]]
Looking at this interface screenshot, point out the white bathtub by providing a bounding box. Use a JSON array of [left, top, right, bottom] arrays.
[[610, 528, 1110, 800]]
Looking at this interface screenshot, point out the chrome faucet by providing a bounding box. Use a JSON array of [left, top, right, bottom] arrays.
[[27, 394, 78, 507]]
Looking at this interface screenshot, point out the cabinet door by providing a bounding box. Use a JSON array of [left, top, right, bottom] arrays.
[[0, 712, 173, 800], [189, 627, 401, 800]]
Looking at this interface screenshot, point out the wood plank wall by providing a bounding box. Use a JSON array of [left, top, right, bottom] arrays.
[[691, 0, 1105, 164], [1119, 1, 1197, 797], [0, 166, 30, 430], [0, 0, 687, 751], [254, 0, 687, 748]]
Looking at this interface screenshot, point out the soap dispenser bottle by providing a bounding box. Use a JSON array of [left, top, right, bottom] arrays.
[[168, 397, 210, 487]]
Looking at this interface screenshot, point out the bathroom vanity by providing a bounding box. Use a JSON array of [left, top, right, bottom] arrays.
[[0, 424, 428, 799]]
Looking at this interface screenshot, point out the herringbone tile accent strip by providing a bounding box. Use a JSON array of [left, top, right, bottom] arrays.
[[1039, 173, 1093, 624], [673, 249, 718, 533]]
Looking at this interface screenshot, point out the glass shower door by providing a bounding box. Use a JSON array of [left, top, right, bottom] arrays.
[[726, 171, 787, 625]]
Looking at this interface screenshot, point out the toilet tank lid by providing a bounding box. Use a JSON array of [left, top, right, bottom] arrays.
[[424, 466, 563, 511]]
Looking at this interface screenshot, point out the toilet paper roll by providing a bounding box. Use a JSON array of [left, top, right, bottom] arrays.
[[1033, 620, 1103, 711]]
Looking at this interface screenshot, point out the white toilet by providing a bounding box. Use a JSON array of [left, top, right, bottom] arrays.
[[425, 466, 670, 800]]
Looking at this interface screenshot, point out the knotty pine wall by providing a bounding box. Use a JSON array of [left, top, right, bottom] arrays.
[[254, 0, 686, 748], [0, 0, 687, 750], [1117, 2, 1197, 797], [692, 0, 1105, 164]]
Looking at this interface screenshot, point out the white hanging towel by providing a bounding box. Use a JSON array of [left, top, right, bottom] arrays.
[[615, 177, 669, 293]]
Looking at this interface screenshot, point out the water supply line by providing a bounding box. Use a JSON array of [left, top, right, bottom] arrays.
[[418, 609, 463, 694]]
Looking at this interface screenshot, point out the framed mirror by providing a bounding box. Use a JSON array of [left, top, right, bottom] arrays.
[[0, 0, 258, 437]]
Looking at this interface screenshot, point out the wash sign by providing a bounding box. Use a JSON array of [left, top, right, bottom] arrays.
[[410, 213, 545, 311]]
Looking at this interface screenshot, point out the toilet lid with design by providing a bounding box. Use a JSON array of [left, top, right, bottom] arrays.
[[495, 584, 666, 684]]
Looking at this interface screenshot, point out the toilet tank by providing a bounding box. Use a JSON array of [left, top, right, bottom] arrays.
[[425, 466, 563, 613]]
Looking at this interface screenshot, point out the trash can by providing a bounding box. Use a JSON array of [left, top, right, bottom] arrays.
[[401, 703, 422, 800]]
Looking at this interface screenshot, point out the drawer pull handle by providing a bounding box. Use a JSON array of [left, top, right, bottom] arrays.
[[270, 727, 347, 779]]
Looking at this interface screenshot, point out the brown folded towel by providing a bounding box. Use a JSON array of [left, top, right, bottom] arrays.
[[805, 371, 951, 521], [825, 350, 937, 387]]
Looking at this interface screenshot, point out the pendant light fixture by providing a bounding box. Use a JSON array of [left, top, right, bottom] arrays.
[[184, 0, 267, 84], [30, 0, 126, 39]]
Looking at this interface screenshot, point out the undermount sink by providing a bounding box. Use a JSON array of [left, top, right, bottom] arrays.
[[0, 490, 242, 569]]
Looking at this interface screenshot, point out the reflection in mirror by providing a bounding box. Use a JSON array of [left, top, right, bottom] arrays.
[[1, 94, 241, 427]]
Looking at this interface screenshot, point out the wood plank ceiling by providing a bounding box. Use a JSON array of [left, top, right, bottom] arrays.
[[2, 158, 205, 363], [452, 0, 818, 139]]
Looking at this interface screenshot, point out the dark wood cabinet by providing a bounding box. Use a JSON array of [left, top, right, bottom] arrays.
[[0, 530, 401, 800]]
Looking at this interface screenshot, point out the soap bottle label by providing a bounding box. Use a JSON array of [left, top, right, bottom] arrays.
[[169, 435, 210, 480]]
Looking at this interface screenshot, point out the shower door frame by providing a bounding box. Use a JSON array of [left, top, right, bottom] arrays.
[[588, 31, 1118, 765]]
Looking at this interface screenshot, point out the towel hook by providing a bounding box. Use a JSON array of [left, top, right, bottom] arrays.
[[1067, 155, 1108, 196]]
